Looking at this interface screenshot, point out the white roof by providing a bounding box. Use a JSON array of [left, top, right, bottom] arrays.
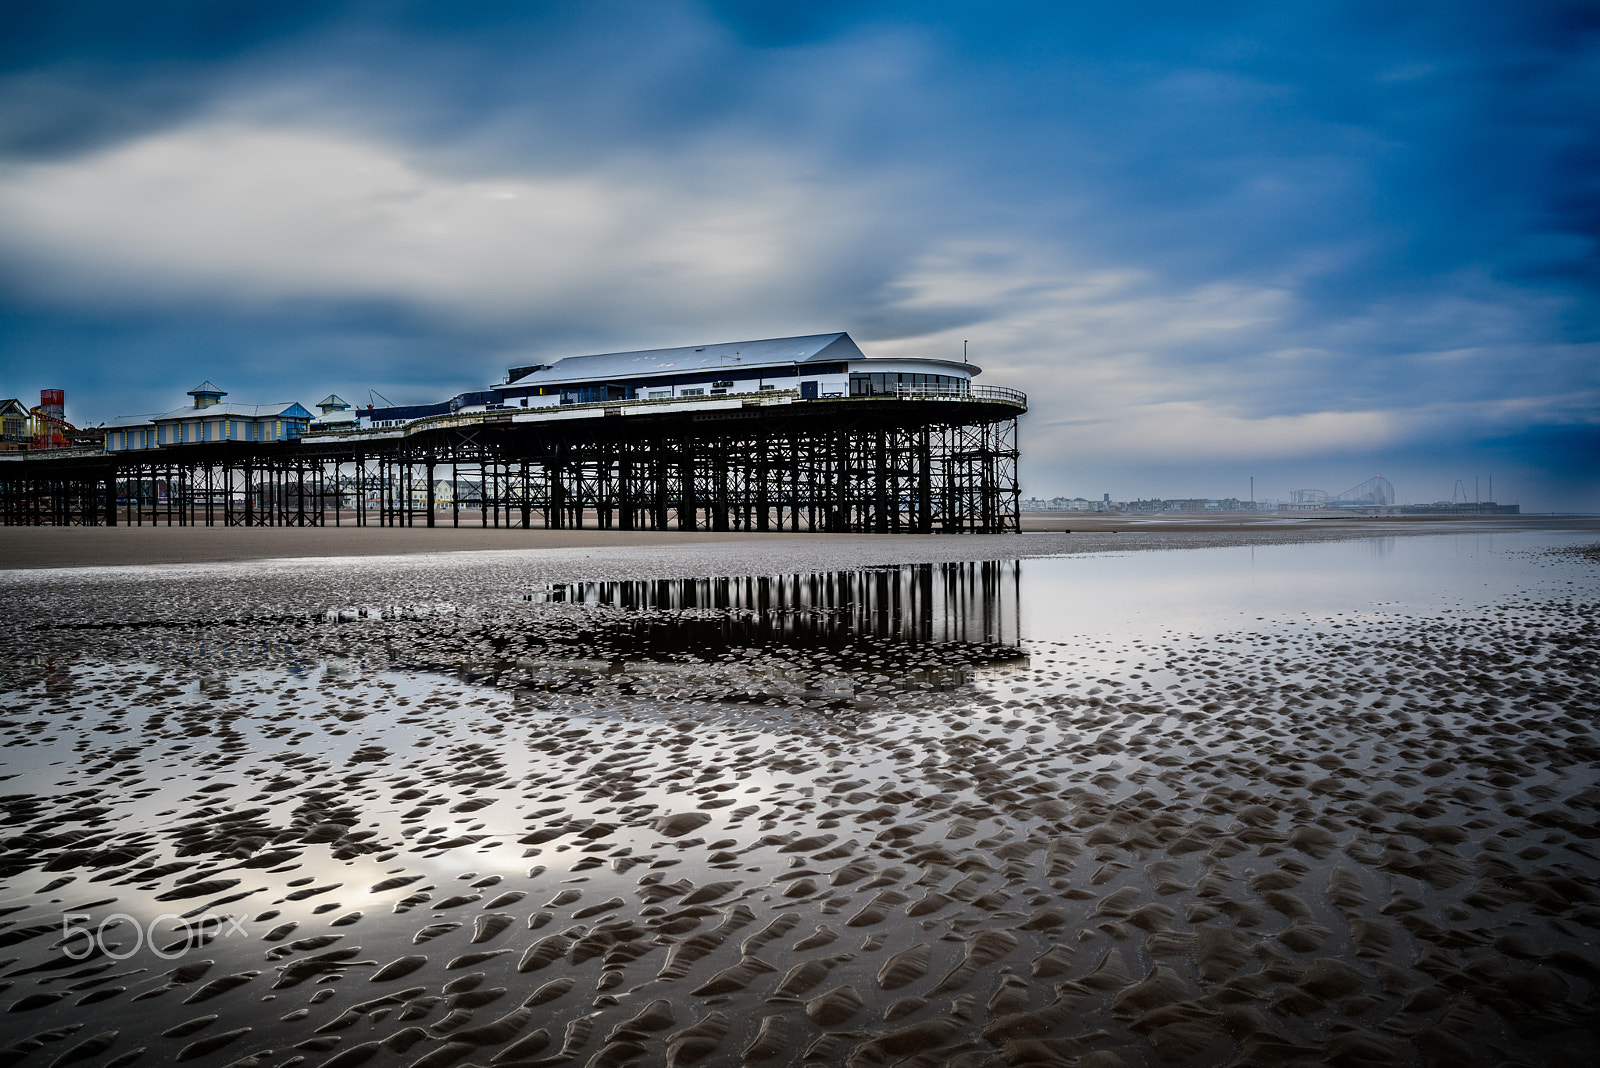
[[503, 332, 867, 388], [103, 402, 308, 429]]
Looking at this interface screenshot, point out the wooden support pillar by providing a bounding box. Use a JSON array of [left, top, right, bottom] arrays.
[[426, 462, 436, 527], [520, 461, 531, 528]]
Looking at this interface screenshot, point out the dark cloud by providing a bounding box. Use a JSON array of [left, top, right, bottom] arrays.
[[0, 0, 340, 70]]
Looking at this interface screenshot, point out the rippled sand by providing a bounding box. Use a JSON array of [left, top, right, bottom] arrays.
[[1, 537, 1596, 1067]]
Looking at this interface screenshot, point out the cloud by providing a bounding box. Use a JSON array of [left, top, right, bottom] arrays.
[[868, 241, 1307, 413], [861, 239, 1599, 489], [1049, 404, 1399, 463], [1, 0, 1595, 509], [883, 252, 1395, 462], [0, 120, 896, 333], [7, 120, 1588, 478]]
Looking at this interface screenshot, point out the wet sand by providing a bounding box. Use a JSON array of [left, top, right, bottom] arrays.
[[0, 526, 857, 571], [0, 532, 1596, 1067], [2, 514, 1586, 570], [1018, 513, 1592, 534]]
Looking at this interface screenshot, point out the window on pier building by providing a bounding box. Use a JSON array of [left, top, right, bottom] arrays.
[[849, 372, 967, 397], [560, 384, 626, 405]]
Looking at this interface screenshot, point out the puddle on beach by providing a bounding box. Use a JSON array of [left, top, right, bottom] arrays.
[[1, 532, 1597, 1067]]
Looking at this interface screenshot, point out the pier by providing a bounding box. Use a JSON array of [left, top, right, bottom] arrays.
[[0, 387, 1025, 533]]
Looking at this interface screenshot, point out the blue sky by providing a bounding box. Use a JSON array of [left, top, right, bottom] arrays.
[[2, 1, 1595, 508]]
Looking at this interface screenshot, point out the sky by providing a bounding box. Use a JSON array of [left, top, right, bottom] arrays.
[[1, 1, 1596, 509]]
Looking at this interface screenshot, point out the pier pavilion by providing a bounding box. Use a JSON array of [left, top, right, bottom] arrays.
[[103, 382, 313, 452]]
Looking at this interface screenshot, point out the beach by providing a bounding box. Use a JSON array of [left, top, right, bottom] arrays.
[[1, 518, 1596, 1067], [0, 513, 1583, 570]]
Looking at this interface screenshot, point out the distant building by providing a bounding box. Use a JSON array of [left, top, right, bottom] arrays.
[[1399, 502, 1520, 515], [0, 398, 28, 449], [1030, 494, 1284, 514], [310, 394, 356, 431], [428, 479, 483, 510], [1021, 495, 1110, 512], [1122, 497, 1259, 514], [354, 392, 502, 430], [104, 382, 313, 451]]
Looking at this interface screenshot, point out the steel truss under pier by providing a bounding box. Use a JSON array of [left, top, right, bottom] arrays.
[[0, 397, 1022, 533]]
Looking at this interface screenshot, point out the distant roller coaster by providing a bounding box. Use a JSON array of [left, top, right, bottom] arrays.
[[1335, 476, 1395, 506], [1290, 476, 1394, 508]]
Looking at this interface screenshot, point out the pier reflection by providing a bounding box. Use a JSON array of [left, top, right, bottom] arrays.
[[524, 561, 1023, 663]]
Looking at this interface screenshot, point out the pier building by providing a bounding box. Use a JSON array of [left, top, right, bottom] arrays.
[[103, 383, 313, 452]]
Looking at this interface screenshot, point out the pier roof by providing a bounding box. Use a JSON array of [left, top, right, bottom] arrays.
[[104, 401, 312, 429], [503, 332, 867, 387]]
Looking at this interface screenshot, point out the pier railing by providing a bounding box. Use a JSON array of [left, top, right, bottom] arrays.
[[300, 381, 1027, 443], [889, 383, 1027, 408]]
